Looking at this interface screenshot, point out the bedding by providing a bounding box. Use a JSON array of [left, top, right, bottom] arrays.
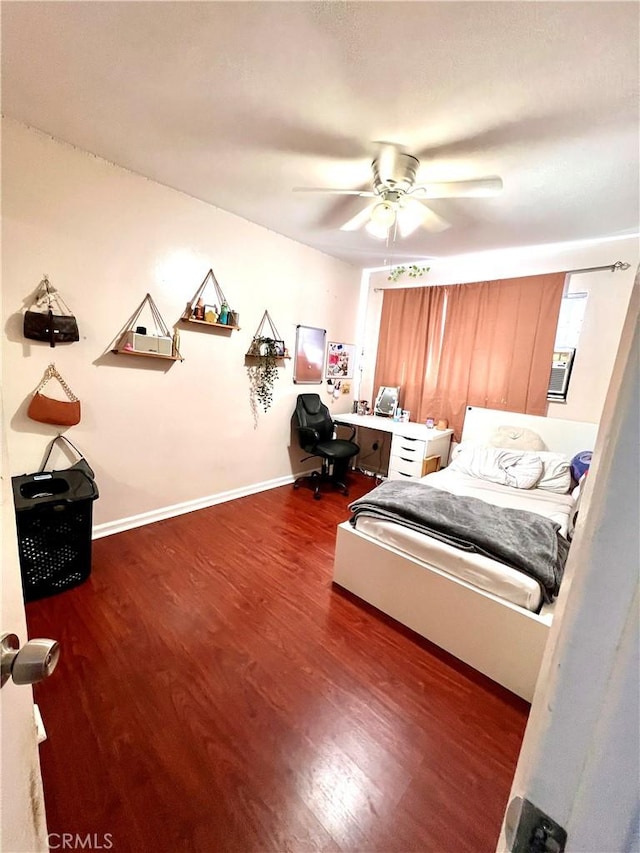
[[568, 473, 588, 540], [448, 445, 544, 489], [349, 480, 570, 602], [524, 450, 572, 493], [423, 468, 575, 535], [449, 444, 572, 494]]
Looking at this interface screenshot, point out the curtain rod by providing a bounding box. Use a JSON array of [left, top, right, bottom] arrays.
[[566, 261, 630, 275], [373, 260, 631, 291]]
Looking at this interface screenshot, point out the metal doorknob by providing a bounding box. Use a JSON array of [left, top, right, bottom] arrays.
[[1, 633, 60, 688]]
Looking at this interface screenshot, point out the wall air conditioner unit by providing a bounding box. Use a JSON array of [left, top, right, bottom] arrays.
[[547, 349, 575, 402]]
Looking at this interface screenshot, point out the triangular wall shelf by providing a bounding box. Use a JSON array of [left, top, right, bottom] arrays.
[[180, 269, 240, 330], [112, 293, 183, 361], [245, 310, 290, 359]]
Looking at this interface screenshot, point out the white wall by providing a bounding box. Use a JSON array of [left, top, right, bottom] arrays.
[[497, 277, 639, 853], [361, 238, 638, 426], [546, 268, 635, 422], [1, 121, 361, 527]]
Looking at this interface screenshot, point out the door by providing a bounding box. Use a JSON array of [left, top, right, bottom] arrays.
[[497, 280, 639, 851], [1, 391, 49, 852]]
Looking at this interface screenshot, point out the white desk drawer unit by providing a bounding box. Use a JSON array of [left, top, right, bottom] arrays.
[[389, 454, 425, 479], [388, 429, 452, 481], [333, 414, 453, 481], [391, 436, 425, 461], [389, 435, 425, 480]]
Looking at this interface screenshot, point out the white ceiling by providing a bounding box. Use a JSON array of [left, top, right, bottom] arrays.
[[2, 2, 639, 268]]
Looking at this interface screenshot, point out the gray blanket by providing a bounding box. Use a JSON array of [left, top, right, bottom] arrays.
[[349, 481, 569, 601]]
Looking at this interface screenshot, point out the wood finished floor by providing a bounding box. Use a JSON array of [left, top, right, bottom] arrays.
[[26, 472, 528, 853]]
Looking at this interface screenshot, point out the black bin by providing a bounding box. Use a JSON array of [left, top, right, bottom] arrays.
[[12, 469, 99, 602]]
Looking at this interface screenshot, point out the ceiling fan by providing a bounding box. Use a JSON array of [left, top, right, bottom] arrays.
[[293, 142, 503, 239]]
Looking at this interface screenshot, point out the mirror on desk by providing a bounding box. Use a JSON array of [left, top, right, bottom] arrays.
[[374, 386, 400, 417]]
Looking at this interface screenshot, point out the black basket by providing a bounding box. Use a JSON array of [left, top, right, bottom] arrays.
[[12, 469, 99, 602]]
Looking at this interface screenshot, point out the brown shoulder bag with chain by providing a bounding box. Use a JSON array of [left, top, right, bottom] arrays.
[[27, 364, 81, 426]]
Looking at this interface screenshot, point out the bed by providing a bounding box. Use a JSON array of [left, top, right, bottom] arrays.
[[332, 406, 598, 701]]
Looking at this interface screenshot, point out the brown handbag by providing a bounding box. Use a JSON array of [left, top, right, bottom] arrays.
[[27, 365, 81, 426]]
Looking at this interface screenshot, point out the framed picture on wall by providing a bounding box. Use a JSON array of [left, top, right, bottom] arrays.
[[326, 342, 355, 379], [293, 325, 326, 384]]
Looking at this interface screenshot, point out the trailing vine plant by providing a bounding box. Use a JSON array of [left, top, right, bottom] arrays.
[[387, 264, 430, 282], [247, 336, 280, 413]]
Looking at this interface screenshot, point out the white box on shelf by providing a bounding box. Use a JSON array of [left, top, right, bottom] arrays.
[[120, 331, 172, 355], [155, 336, 173, 356]]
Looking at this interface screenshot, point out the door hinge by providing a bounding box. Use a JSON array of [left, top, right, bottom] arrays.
[[505, 797, 567, 853]]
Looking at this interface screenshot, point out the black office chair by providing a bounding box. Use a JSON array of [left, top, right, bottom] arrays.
[[293, 394, 360, 500]]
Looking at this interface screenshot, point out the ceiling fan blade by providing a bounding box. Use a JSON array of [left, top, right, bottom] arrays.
[[293, 187, 375, 197], [400, 200, 451, 234], [420, 206, 451, 233], [339, 204, 376, 232], [411, 177, 503, 199]]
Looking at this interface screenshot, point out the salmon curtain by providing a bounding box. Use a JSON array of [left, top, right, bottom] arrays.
[[374, 273, 566, 440], [372, 285, 446, 419]]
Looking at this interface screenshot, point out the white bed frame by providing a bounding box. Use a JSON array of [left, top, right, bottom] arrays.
[[333, 407, 598, 701]]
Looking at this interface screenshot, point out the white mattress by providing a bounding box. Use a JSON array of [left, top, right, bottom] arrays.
[[354, 469, 575, 612]]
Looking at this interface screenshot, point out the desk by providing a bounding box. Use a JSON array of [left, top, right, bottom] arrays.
[[334, 413, 453, 480]]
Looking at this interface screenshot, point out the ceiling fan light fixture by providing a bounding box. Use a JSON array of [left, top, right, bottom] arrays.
[[365, 219, 391, 239], [396, 200, 427, 237], [369, 201, 396, 228]]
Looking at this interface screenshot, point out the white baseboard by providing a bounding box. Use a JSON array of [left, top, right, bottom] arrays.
[[92, 474, 296, 540]]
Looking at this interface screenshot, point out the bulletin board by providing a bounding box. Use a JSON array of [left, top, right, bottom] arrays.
[[326, 342, 355, 379], [293, 325, 326, 384]]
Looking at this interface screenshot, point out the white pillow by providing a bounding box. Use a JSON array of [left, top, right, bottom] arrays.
[[489, 425, 547, 452], [449, 445, 544, 489], [450, 445, 572, 492], [535, 451, 572, 494]]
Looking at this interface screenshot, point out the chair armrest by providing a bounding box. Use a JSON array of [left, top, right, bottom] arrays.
[[335, 424, 357, 442]]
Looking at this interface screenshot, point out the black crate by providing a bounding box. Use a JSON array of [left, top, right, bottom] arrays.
[[12, 469, 99, 602]]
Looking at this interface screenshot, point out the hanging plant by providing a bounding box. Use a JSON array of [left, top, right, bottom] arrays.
[[248, 336, 280, 412], [246, 311, 286, 417], [387, 264, 430, 283]]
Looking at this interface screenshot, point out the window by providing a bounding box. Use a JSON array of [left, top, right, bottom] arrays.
[[554, 292, 587, 350]]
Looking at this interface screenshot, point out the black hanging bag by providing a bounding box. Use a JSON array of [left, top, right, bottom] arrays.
[[39, 434, 96, 482], [23, 276, 80, 347]]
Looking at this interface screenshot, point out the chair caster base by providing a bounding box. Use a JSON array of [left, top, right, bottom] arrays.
[[293, 469, 351, 501]]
